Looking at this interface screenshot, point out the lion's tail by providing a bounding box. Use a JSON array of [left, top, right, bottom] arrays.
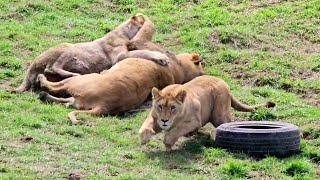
[[12, 47, 64, 93], [231, 95, 275, 112]]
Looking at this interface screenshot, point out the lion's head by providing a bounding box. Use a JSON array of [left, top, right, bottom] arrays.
[[123, 14, 146, 39], [151, 87, 187, 130], [175, 53, 206, 82]]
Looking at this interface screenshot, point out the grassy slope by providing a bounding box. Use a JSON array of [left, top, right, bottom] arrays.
[[0, 0, 319, 179]]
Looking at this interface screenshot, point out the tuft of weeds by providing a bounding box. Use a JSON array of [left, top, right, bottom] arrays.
[[216, 49, 240, 63], [249, 108, 277, 121], [311, 64, 320, 72], [220, 159, 249, 178], [301, 144, 320, 163], [0, 69, 17, 80], [204, 148, 230, 164], [254, 76, 278, 87], [0, 164, 9, 173], [0, 59, 22, 70], [284, 159, 314, 178], [251, 88, 272, 98], [279, 78, 294, 91], [301, 126, 320, 140]]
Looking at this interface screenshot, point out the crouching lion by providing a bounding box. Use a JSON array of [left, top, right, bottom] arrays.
[[139, 75, 276, 150], [13, 13, 167, 93], [37, 53, 205, 125]]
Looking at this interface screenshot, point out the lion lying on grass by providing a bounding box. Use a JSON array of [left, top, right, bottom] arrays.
[[139, 75, 276, 150], [13, 13, 168, 93], [37, 52, 205, 125]]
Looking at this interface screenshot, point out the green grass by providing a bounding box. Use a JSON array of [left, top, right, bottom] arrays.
[[1, 0, 320, 179]]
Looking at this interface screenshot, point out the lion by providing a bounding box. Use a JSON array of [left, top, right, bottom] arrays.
[[139, 75, 276, 150], [12, 13, 168, 93], [37, 52, 205, 125]]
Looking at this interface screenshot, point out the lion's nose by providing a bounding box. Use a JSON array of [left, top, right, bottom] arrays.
[[161, 119, 169, 123]]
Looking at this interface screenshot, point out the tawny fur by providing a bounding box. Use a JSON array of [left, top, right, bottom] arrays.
[[139, 75, 276, 150], [38, 53, 205, 125], [13, 14, 167, 93]]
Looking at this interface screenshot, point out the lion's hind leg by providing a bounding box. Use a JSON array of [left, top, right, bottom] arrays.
[[68, 108, 103, 125], [37, 74, 68, 95], [209, 95, 232, 128], [39, 91, 75, 106]]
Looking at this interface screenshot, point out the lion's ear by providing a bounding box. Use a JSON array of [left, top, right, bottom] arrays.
[[175, 89, 187, 103], [152, 87, 162, 100], [131, 15, 138, 21], [191, 53, 202, 65], [131, 14, 145, 24]]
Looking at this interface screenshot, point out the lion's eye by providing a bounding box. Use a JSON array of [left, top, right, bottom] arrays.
[[170, 106, 175, 111], [158, 105, 163, 110]]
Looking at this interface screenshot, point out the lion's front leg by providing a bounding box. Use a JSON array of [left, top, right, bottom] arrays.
[[117, 50, 169, 66], [139, 115, 162, 145], [163, 118, 201, 150]]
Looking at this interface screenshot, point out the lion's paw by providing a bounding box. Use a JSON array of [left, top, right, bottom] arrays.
[[37, 74, 46, 82], [152, 52, 169, 66], [37, 74, 47, 87], [139, 128, 155, 145]]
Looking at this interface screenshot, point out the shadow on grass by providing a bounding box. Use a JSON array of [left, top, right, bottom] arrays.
[[117, 100, 153, 119], [144, 132, 217, 169]]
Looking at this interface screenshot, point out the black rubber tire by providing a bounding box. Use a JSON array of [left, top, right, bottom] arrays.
[[215, 121, 300, 157]]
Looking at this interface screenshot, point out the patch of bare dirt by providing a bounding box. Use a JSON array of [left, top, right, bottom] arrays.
[[208, 31, 259, 50], [290, 69, 320, 106], [300, 91, 320, 107], [20, 136, 33, 143], [209, 30, 320, 54], [227, 66, 255, 82], [246, 171, 271, 179], [226, 65, 320, 106], [251, 1, 284, 12], [292, 70, 320, 81], [208, 32, 220, 44], [225, 64, 279, 87], [245, 72, 279, 87], [0, 80, 13, 91]]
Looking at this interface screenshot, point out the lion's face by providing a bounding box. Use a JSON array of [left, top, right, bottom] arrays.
[[151, 87, 187, 130], [124, 14, 145, 39], [176, 53, 206, 82]]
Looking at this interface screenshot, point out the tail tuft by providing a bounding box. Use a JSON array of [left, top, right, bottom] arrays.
[[266, 101, 276, 108]]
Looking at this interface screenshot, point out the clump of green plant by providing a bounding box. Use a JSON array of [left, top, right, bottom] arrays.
[[284, 160, 313, 177], [311, 64, 320, 72], [0, 69, 17, 80], [216, 49, 240, 63], [254, 76, 277, 87], [0, 59, 22, 70], [204, 148, 230, 163], [251, 88, 272, 97], [113, 0, 137, 13], [220, 159, 249, 178], [278, 78, 293, 90], [302, 144, 320, 163], [0, 164, 9, 173], [249, 108, 277, 121], [301, 126, 320, 139]]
